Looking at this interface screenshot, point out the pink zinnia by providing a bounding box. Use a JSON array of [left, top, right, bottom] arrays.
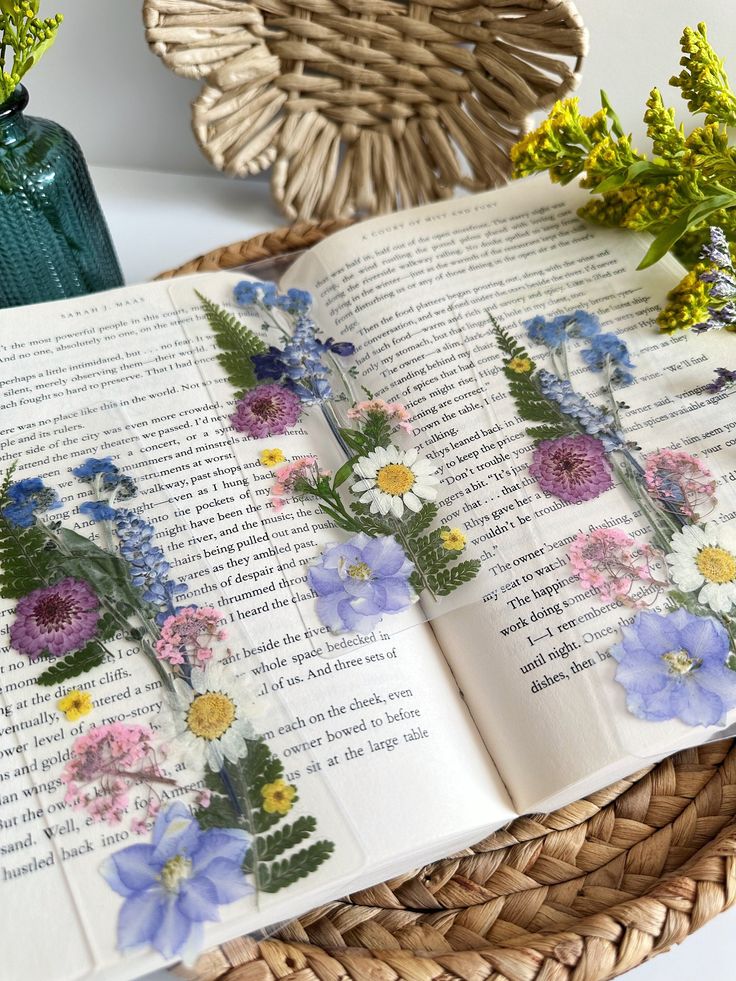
[[530, 434, 613, 504], [230, 383, 301, 437], [10, 577, 100, 661]]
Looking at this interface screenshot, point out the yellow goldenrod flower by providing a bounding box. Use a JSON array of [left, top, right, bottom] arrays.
[[507, 356, 532, 374], [259, 448, 286, 468], [58, 690, 93, 722], [440, 528, 467, 552], [261, 778, 296, 815], [657, 263, 712, 332]]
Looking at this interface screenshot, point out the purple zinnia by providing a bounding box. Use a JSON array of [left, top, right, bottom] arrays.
[[308, 533, 415, 634], [230, 383, 301, 437], [10, 577, 101, 661], [530, 434, 613, 503], [101, 802, 252, 960], [611, 608, 736, 727]]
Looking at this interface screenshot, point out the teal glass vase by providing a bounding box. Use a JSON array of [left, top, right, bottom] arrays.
[[0, 86, 123, 308]]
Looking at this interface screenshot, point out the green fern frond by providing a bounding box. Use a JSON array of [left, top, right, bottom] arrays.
[[37, 640, 107, 686], [196, 291, 267, 399], [257, 841, 335, 892]]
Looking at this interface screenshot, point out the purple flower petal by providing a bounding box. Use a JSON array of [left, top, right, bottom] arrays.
[[100, 844, 159, 896], [362, 536, 407, 576], [671, 682, 724, 727], [199, 858, 255, 904], [191, 828, 249, 872], [178, 876, 221, 923], [117, 889, 166, 952], [151, 897, 194, 960]]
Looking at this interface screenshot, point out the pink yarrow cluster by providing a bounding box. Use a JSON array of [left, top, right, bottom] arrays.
[[61, 723, 169, 828], [272, 456, 320, 512], [155, 607, 226, 666], [347, 399, 413, 434], [569, 528, 669, 608], [644, 449, 717, 522]]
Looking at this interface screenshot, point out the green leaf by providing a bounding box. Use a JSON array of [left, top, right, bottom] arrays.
[[332, 457, 358, 490], [361, 411, 393, 451], [637, 194, 736, 269], [429, 560, 482, 596], [727, 654, 736, 673], [196, 291, 267, 398], [600, 89, 625, 139], [338, 428, 368, 454], [526, 423, 576, 443], [256, 841, 335, 892], [403, 503, 438, 537], [247, 816, 317, 865], [36, 640, 107, 686]]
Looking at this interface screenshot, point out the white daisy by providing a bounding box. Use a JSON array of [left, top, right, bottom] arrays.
[[160, 663, 258, 773], [667, 521, 736, 613], [351, 445, 439, 518]]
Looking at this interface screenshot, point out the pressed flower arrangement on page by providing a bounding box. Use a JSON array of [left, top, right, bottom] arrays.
[[197, 283, 481, 635], [0, 460, 334, 963], [493, 310, 736, 728]]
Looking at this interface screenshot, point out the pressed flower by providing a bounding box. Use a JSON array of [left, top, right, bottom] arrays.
[[536, 370, 624, 450], [1, 476, 61, 528], [667, 522, 736, 613], [530, 434, 613, 504], [440, 528, 467, 551], [230, 383, 301, 437], [271, 456, 321, 512], [704, 367, 736, 394], [156, 607, 226, 667], [611, 608, 736, 726], [507, 356, 533, 374], [72, 457, 137, 499], [347, 399, 413, 433], [159, 663, 258, 772], [261, 778, 296, 815], [10, 577, 101, 661], [101, 802, 252, 960], [569, 528, 669, 607], [114, 509, 188, 620], [259, 448, 286, 468], [308, 533, 415, 634], [58, 689, 94, 721], [644, 448, 717, 522], [351, 445, 439, 518]]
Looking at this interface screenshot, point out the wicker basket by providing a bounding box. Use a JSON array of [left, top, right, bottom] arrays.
[[144, 0, 586, 222], [165, 227, 736, 981]]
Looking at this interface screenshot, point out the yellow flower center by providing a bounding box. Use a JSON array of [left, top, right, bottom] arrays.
[[696, 546, 736, 584], [187, 691, 236, 741], [347, 562, 372, 580], [160, 854, 192, 893], [508, 356, 532, 374], [662, 648, 700, 676], [376, 464, 415, 496]]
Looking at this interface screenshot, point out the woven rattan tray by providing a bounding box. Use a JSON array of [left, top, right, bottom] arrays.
[[165, 226, 736, 981]]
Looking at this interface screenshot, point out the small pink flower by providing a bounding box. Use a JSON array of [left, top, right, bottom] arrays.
[[156, 607, 226, 667], [569, 528, 669, 608], [644, 448, 717, 522], [195, 789, 212, 809], [131, 817, 148, 836], [347, 399, 414, 434], [271, 456, 320, 511]]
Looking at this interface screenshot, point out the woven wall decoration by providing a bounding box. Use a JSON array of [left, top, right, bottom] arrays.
[[144, 0, 587, 221]]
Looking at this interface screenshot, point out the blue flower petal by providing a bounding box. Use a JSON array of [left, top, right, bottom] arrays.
[[178, 876, 221, 923], [671, 681, 724, 727], [152, 896, 194, 959], [307, 564, 344, 596], [191, 828, 250, 872], [315, 593, 349, 633], [199, 858, 255, 904], [117, 889, 166, 952], [151, 804, 200, 863], [378, 577, 413, 612], [101, 844, 159, 896], [362, 536, 407, 577]]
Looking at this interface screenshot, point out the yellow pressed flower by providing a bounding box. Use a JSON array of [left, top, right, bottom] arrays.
[[657, 263, 712, 332], [261, 778, 296, 815], [58, 690, 93, 722], [440, 528, 467, 552], [507, 356, 532, 374], [259, 448, 286, 468]]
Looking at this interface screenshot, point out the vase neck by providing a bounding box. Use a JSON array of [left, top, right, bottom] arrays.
[[0, 86, 30, 147]]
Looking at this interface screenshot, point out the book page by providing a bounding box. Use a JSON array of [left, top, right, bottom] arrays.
[[282, 178, 736, 812], [0, 275, 514, 981]]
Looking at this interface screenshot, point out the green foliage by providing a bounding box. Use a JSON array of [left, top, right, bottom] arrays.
[[197, 292, 267, 399], [430, 560, 482, 596], [36, 612, 116, 686], [194, 741, 334, 896], [361, 411, 393, 451], [510, 23, 736, 291], [0, 471, 53, 599], [0, 2, 63, 103]]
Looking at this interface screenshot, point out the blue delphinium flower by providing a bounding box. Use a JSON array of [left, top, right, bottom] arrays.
[[525, 310, 601, 349], [101, 802, 253, 960], [114, 508, 188, 618], [694, 227, 736, 332], [2, 477, 62, 528], [308, 533, 415, 634], [536, 369, 625, 450], [234, 279, 277, 307], [72, 457, 137, 500], [79, 500, 118, 522], [580, 333, 635, 386], [611, 608, 736, 727]]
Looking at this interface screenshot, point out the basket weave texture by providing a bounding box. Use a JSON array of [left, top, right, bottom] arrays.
[[144, 0, 586, 221], [167, 227, 736, 981]]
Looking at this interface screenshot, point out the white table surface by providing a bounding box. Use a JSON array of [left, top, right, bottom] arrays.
[[91, 164, 736, 981]]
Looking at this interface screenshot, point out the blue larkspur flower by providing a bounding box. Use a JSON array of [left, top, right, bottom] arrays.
[[101, 802, 253, 960], [308, 533, 415, 634], [580, 333, 635, 386], [80, 501, 118, 522], [2, 477, 62, 528], [612, 608, 736, 727], [114, 508, 188, 618], [536, 369, 625, 450], [525, 310, 601, 349], [234, 279, 277, 307]]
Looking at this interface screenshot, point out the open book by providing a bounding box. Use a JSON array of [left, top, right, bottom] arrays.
[[2, 177, 735, 981]]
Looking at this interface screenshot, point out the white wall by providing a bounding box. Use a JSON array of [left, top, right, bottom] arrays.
[[25, 0, 736, 176]]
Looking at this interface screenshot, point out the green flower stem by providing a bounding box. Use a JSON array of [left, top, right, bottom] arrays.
[[385, 519, 438, 601], [328, 351, 358, 406], [320, 402, 354, 459]]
